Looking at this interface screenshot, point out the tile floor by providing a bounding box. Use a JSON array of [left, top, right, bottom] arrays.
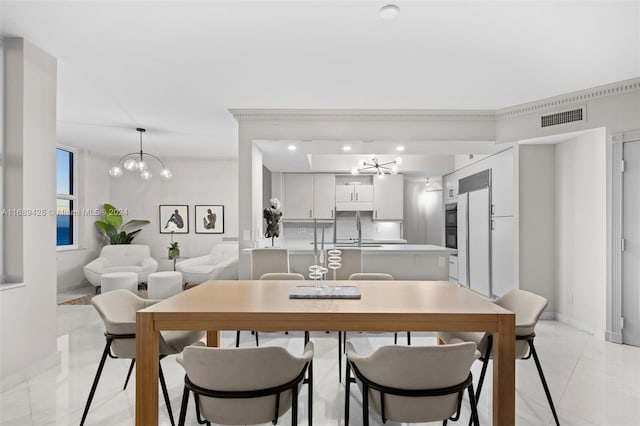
[[2, 286, 640, 425]]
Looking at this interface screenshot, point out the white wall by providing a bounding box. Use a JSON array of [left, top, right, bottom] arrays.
[[56, 150, 110, 291], [555, 129, 607, 335], [109, 158, 238, 268], [403, 180, 444, 245], [1, 39, 57, 380]]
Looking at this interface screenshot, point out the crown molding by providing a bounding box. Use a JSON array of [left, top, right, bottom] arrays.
[[229, 109, 496, 122], [230, 78, 640, 123], [496, 77, 640, 119]]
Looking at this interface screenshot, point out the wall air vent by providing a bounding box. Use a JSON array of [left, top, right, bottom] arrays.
[[541, 108, 584, 128]]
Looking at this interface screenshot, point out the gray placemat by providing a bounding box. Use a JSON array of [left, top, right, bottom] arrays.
[[289, 285, 361, 299]]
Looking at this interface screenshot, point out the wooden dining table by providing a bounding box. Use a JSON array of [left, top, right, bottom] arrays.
[[135, 280, 515, 425]]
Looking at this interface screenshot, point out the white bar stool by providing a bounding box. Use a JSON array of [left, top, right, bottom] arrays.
[[147, 271, 183, 299], [100, 272, 138, 294]]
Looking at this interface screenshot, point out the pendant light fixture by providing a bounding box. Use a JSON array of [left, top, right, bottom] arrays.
[[351, 157, 401, 178], [108, 128, 172, 181]]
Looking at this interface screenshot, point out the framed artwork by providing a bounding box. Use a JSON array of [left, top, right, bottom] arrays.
[[195, 205, 224, 234], [159, 205, 189, 234]]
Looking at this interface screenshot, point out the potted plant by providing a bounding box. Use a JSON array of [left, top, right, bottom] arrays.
[[95, 203, 150, 244], [166, 222, 181, 259]]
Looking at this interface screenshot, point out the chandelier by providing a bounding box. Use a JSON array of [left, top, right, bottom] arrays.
[[108, 128, 172, 181], [351, 157, 401, 178]]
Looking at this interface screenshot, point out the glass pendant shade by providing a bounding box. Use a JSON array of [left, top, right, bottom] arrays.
[[160, 169, 173, 180], [108, 166, 123, 177], [141, 169, 152, 180], [123, 158, 137, 171]]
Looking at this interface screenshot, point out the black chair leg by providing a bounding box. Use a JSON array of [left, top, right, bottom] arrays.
[[394, 332, 398, 344], [304, 331, 310, 345], [474, 337, 493, 404], [345, 363, 351, 426], [530, 341, 560, 426], [80, 341, 111, 426], [123, 359, 135, 390], [159, 362, 175, 426], [468, 383, 480, 426], [307, 361, 313, 426], [362, 383, 369, 426], [255, 331, 260, 346], [235, 330, 240, 347], [178, 386, 190, 426], [407, 331, 411, 345], [338, 331, 343, 382]]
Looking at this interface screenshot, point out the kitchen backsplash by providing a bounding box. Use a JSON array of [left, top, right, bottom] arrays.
[[281, 211, 402, 242]]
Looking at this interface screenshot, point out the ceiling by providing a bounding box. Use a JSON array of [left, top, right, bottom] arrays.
[[2, 1, 639, 161]]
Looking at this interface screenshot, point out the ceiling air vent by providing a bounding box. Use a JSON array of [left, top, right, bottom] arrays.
[[541, 108, 584, 128]]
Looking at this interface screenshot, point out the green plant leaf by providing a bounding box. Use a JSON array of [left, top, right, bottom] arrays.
[[122, 219, 150, 229], [103, 203, 123, 228], [95, 221, 108, 233]]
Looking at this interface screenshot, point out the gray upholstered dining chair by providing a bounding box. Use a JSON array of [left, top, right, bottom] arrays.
[[250, 248, 289, 280], [80, 289, 204, 426], [236, 272, 306, 347], [177, 341, 314, 426], [438, 289, 560, 426], [336, 273, 409, 382], [344, 341, 480, 426]]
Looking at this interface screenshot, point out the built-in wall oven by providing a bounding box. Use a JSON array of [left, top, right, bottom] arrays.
[[445, 203, 457, 249]]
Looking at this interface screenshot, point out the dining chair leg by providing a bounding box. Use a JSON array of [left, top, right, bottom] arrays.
[[307, 360, 313, 426], [255, 331, 260, 346], [338, 331, 343, 382], [235, 331, 240, 347], [292, 383, 299, 426], [474, 337, 493, 403], [407, 331, 411, 345], [159, 362, 175, 426], [80, 341, 111, 426], [529, 340, 560, 426], [344, 363, 351, 426], [467, 383, 480, 426], [394, 332, 398, 344], [178, 385, 189, 426], [362, 382, 370, 426], [123, 359, 135, 390]]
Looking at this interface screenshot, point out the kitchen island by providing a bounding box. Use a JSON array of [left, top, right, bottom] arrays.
[[242, 243, 456, 280]]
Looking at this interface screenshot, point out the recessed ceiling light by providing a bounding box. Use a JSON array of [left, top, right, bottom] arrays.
[[343, 145, 352, 151], [288, 145, 296, 151], [379, 4, 400, 20], [396, 146, 405, 152]]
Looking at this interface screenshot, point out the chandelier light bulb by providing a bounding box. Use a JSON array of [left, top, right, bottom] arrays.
[[351, 167, 359, 175], [108, 166, 123, 177], [123, 158, 137, 171], [377, 172, 385, 179], [394, 157, 402, 165], [141, 169, 152, 180], [136, 159, 147, 171], [390, 165, 399, 174], [160, 168, 173, 180]]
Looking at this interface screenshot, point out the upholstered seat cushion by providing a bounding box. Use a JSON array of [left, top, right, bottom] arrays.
[[176, 242, 239, 284], [84, 244, 158, 288]]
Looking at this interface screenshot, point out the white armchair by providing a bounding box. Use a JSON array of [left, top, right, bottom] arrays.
[[176, 242, 239, 284], [83, 244, 158, 291]]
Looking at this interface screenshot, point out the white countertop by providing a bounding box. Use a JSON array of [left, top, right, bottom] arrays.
[[245, 242, 456, 255]]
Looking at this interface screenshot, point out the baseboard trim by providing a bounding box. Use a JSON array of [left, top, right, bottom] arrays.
[[556, 313, 606, 340], [605, 330, 624, 344]]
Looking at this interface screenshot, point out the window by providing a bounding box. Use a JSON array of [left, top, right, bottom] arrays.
[[56, 147, 77, 247]]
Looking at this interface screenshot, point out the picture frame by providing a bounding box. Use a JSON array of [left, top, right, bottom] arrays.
[[195, 205, 224, 234], [159, 205, 189, 234]]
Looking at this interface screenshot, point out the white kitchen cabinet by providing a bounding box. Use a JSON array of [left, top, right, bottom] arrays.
[[488, 148, 514, 217], [491, 216, 515, 297], [449, 255, 458, 280], [283, 173, 336, 220], [283, 173, 314, 220], [373, 174, 403, 220], [335, 184, 374, 211], [313, 173, 335, 219]]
